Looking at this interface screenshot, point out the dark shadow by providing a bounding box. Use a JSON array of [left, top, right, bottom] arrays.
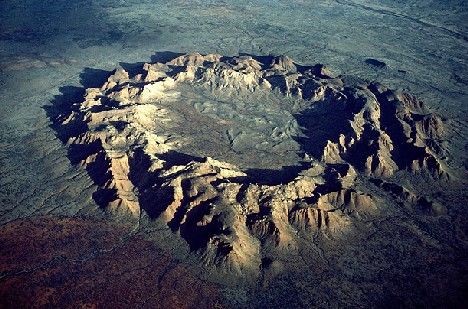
[[44, 67, 112, 143], [126, 147, 165, 218], [127, 149, 206, 220], [244, 163, 308, 185], [157, 150, 204, 167], [67, 142, 102, 165], [157, 150, 309, 186], [264, 74, 288, 93], [150, 51, 185, 63], [292, 91, 355, 159], [180, 211, 231, 251], [365, 58, 387, 69], [43, 85, 87, 143], [118, 62, 146, 78], [44, 67, 113, 210], [166, 65, 190, 76], [79, 68, 112, 88]]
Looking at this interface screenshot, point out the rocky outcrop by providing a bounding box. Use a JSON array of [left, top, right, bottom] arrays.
[[54, 53, 449, 274], [315, 82, 447, 179]]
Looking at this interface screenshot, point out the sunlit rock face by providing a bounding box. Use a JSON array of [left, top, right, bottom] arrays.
[[56, 52, 448, 275]]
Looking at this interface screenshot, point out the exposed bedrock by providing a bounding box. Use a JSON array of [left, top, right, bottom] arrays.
[[50, 52, 451, 274]]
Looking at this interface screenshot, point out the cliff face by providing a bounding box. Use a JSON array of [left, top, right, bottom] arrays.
[[56, 53, 449, 275]]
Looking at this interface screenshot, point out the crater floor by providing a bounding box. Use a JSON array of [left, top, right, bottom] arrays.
[[150, 82, 306, 172]]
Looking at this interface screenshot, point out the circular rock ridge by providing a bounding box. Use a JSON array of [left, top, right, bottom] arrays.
[[57, 52, 448, 274]]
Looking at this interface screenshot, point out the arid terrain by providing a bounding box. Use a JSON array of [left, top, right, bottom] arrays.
[[1, 1, 467, 308]]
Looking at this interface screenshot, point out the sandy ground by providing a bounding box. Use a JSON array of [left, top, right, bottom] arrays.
[[0, 217, 223, 308]]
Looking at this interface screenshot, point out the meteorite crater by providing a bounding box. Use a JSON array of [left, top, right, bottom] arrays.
[[51, 52, 449, 275]]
